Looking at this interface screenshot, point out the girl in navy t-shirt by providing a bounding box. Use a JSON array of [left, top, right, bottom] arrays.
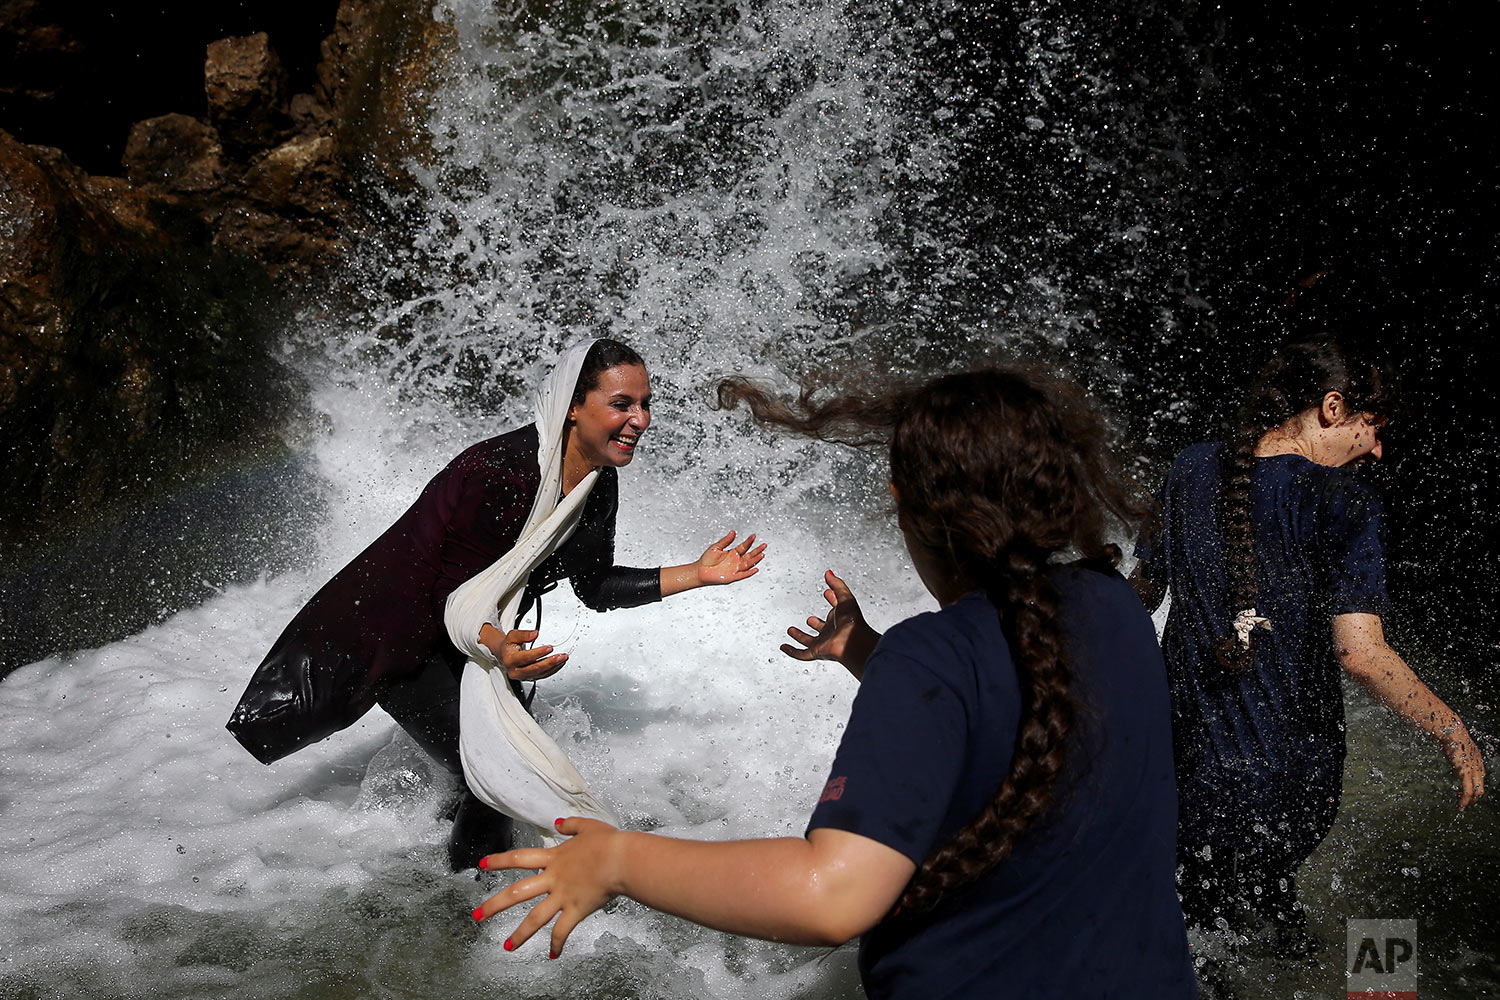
[[1134, 333, 1486, 935], [471, 365, 1197, 999]]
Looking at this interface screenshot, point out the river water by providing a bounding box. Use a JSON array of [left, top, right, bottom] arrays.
[[1, 1, 1495, 997]]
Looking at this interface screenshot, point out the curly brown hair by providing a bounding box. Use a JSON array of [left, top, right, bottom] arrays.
[[716, 364, 1148, 914]]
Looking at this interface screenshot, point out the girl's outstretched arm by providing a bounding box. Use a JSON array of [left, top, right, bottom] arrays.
[[473, 818, 915, 957], [1334, 612, 1486, 810]]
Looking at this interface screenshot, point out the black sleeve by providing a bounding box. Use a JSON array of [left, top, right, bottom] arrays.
[[569, 469, 662, 612]]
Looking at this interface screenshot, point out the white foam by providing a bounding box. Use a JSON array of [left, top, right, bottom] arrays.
[[0, 360, 930, 995]]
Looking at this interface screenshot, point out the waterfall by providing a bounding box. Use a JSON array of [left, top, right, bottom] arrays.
[[1, 2, 1494, 998]]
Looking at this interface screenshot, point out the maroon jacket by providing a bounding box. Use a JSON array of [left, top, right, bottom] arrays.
[[227, 424, 660, 764]]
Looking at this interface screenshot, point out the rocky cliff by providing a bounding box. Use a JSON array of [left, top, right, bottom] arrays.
[[0, 0, 453, 670]]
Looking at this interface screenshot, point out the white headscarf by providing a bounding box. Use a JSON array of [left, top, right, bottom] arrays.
[[446, 338, 619, 838]]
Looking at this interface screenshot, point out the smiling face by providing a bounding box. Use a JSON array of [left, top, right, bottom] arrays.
[[565, 363, 652, 470]]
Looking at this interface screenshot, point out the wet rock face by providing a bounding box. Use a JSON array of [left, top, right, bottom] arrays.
[[0, 0, 451, 573], [122, 113, 226, 193], [205, 32, 290, 153], [0, 128, 296, 545], [316, 0, 456, 190], [2, 0, 454, 284]]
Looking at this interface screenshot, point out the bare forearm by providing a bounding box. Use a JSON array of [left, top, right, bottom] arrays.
[[1343, 644, 1467, 744], [608, 833, 867, 946], [659, 563, 700, 598]]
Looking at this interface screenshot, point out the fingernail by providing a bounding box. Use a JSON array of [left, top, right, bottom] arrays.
[[554, 817, 565, 830], [478, 857, 488, 870], [549, 951, 559, 960], [472, 907, 484, 922], [503, 938, 515, 952]]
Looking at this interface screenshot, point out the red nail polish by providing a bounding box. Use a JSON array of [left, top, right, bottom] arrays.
[[504, 938, 515, 952], [472, 907, 484, 921], [554, 817, 564, 830], [549, 951, 559, 960], [478, 857, 488, 870]]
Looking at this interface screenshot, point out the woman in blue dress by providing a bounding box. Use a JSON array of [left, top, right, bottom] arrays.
[[1133, 333, 1485, 935], [470, 364, 1197, 999]]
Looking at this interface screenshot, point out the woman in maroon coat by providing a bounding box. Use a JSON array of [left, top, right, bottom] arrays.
[[228, 339, 764, 866]]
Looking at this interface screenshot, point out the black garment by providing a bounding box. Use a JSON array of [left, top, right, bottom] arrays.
[[380, 649, 516, 868], [1136, 443, 1388, 932], [227, 423, 660, 764]]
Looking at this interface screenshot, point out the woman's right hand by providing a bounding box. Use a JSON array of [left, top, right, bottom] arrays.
[[781, 570, 881, 680], [479, 624, 570, 681]]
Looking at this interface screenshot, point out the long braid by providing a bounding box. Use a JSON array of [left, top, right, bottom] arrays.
[[714, 363, 1151, 919], [1214, 377, 1281, 673], [1213, 333, 1400, 672], [896, 553, 1070, 913]]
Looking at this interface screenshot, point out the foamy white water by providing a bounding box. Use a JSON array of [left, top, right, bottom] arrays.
[[0, 371, 935, 999], [5, 0, 1498, 996]]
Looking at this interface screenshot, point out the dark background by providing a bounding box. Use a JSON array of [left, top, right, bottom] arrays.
[[1159, 5, 1498, 669], [0, 3, 336, 173]]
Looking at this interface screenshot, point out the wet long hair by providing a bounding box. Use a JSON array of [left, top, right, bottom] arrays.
[[1216, 332, 1399, 671], [716, 364, 1148, 914], [572, 339, 645, 404]]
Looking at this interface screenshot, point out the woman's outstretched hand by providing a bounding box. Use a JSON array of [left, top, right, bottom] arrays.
[[781, 570, 881, 680], [473, 816, 620, 958], [694, 529, 766, 586], [662, 530, 767, 596], [479, 623, 569, 681]]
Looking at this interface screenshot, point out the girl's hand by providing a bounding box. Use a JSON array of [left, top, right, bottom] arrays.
[[694, 530, 766, 587], [1439, 725, 1486, 811], [781, 570, 880, 679], [479, 624, 569, 681], [473, 817, 621, 958]]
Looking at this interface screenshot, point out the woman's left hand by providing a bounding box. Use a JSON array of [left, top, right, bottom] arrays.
[[473, 817, 621, 958], [1440, 725, 1486, 811], [694, 530, 766, 586]]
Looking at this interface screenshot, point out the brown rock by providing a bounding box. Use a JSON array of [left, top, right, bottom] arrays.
[[315, 0, 456, 189], [122, 113, 225, 193], [1, 128, 291, 546], [245, 133, 342, 215], [0, 130, 118, 348], [288, 92, 334, 134], [205, 32, 289, 152], [212, 202, 345, 279], [82, 175, 164, 233]]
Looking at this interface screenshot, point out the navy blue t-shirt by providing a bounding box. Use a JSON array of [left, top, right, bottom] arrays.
[[808, 566, 1195, 1000], [1136, 443, 1389, 857]]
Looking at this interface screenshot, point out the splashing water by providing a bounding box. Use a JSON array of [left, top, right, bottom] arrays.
[[2, 1, 1496, 998]]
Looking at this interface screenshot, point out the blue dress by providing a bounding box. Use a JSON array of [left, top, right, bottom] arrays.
[[1136, 443, 1389, 864], [808, 566, 1196, 1000]]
